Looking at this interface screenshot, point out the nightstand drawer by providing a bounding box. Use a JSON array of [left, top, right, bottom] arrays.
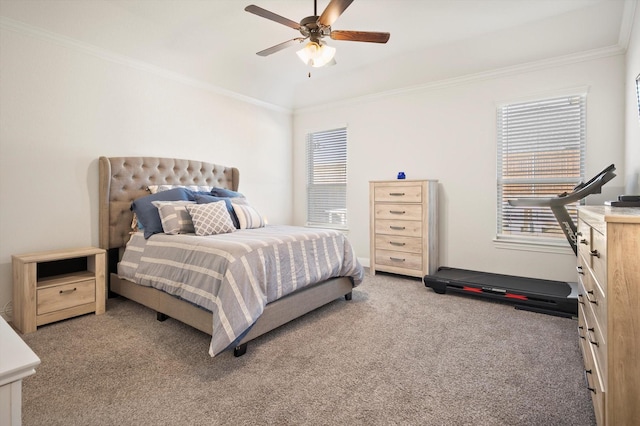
[[375, 235, 422, 253], [374, 203, 422, 221], [375, 249, 422, 271], [373, 184, 422, 203], [374, 219, 422, 237], [37, 279, 96, 315]]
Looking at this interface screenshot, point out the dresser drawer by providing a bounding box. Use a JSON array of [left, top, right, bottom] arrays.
[[578, 257, 607, 334], [375, 219, 422, 237], [579, 327, 606, 426], [590, 229, 607, 291], [375, 235, 422, 253], [578, 293, 607, 380], [375, 249, 422, 271], [374, 203, 422, 221], [37, 279, 96, 315], [373, 184, 423, 203]]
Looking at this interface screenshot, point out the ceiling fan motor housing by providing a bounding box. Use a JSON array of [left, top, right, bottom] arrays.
[[299, 15, 330, 42]]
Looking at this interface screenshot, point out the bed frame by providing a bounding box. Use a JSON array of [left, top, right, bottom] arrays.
[[98, 156, 353, 356]]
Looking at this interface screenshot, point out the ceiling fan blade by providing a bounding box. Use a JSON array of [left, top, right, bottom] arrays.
[[245, 5, 300, 30], [318, 0, 354, 27], [256, 38, 306, 56], [330, 30, 390, 43]]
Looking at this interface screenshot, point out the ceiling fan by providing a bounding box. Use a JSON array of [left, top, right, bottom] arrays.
[[245, 0, 390, 67]]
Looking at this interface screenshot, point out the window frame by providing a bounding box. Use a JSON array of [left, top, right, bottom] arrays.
[[305, 126, 348, 230], [495, 92, 587, 252]]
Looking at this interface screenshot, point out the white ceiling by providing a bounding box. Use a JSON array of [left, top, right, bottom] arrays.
[[0, 0, 633, 110]]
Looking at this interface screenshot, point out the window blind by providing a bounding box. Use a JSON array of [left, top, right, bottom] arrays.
[[497, 94, 586, 244], [306, 127, 347, 228]]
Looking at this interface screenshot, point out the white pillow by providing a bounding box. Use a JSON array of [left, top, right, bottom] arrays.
[[148, 184, 212, 194], [152, 201, 195, 234], [185, 201, 236, 236], [231, 201, 266, 229]]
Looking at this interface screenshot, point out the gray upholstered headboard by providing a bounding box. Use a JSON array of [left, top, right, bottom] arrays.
[[98, 156, 240, 252]]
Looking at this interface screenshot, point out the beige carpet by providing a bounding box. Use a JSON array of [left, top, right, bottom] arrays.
[[20, 272, 595, 425]]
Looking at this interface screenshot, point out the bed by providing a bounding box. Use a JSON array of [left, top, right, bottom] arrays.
[[98, 156, 363, 357]]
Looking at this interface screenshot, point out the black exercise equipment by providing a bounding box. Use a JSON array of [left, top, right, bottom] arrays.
[[507, 163, 616, 255], [424, 164, 616, 317]]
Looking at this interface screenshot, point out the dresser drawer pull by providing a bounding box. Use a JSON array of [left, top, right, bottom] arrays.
[[390, 226, 406, 230], [59, 287, 77, 295], [577, 294, 585, 305], [576, 231, 583, 237], [389, 257, 405, 262], [587, 328, 599, 347], [583, 369, 596, 394], [389, 210, 406, 214], [580, 239, 589, 245], [389, 241, 406, 246], [576, 266, 584, 275], [589, 249, 600, 258], [389, 192, 405, 196], [578, 325, 585, 339], [586, 290, 598, 305]]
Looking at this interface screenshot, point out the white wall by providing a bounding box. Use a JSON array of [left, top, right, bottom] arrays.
[[626, 4, 640, 193], [293, 53, 626, 283], [0, 27, 293, 317]]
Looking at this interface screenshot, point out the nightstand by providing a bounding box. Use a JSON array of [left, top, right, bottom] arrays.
[[12, 247, 106, 334]]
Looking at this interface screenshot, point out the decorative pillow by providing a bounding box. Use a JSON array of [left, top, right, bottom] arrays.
[[186, 201, 236, 236], [148, 184, 213, 194], [210, 187, 244, 198], [194, 194, 242, 229], [131, 188, 193, 238], [152, 201, 196, 234], [231, 201, 266, 229]]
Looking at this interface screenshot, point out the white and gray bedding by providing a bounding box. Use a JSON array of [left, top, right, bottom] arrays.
[[118, 225, 364, 356]]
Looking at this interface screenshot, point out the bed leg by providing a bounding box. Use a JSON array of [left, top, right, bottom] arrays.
[[157, 312, 169, 322], [344, 292, 353, 301], [234, 343, 247, 357]]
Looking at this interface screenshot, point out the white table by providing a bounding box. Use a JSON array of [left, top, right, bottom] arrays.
[[0, 316, 40, 426]]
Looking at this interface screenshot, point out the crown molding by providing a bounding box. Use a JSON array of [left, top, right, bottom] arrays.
[[294, 44, 626, 115], [0, 17, 291, 114]]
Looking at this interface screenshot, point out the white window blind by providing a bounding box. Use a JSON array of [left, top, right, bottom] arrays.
[[306, 127, 347, 228], [497, 94, 586, 245]]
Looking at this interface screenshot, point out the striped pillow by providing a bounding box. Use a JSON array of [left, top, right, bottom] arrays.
[[152, 201, 195, 234], [231, 201, 266, 229]]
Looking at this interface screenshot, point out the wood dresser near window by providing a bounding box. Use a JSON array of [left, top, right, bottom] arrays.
[[576, 206, 640, 426], [369, 179, 438, 278]]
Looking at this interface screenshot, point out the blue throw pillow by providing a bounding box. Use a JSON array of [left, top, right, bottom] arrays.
[[194, 194, 241, 229], [131, 187, 194, 238], [210, 187, 244, 198]]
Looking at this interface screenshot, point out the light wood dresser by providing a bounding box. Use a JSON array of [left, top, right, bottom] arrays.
[[12, 247, 106, 334], [369, 179, 438, 278], [576, 206, 639, 426]]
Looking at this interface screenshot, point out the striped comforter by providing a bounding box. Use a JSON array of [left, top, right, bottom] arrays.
[[118, 225, 364, 356]]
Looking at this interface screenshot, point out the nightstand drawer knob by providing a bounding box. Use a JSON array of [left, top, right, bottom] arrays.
[[59, 287, 77, 295]]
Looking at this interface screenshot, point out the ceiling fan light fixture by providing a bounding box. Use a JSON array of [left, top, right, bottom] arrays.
[[296, 41, 336, 67]]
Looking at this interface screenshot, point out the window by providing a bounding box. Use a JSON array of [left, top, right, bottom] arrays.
[[497, 94, 586, 247], [306, 127, 347, 228]]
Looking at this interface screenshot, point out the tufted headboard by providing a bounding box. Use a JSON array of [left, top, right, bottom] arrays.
[[98, 156, 240, 253]]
